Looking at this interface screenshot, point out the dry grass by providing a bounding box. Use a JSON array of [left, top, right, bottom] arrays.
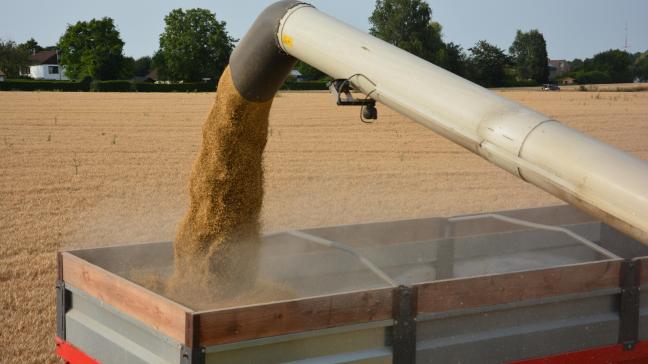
[[1, 90, 647, 363]]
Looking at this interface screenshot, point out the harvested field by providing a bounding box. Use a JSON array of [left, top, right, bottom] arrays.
[[1, 90, 647, 363], [500, 82, 648, 92], [561, 82, 648, 92]]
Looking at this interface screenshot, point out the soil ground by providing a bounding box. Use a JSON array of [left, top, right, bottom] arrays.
[[1, 90, 647, 363]]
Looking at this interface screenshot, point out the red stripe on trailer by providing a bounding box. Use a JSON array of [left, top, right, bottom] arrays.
[[510, 341, 648, 364], [55, 337, 100, 364]]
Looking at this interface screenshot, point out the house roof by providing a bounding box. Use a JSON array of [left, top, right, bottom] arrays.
[[549, 60, 571, 70], [29, 50, 59, 65], [146, 69, 158, 81], [0, 70, 6, 76]]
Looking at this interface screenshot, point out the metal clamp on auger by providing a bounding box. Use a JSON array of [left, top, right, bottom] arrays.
[[328, 79, 378, 122]]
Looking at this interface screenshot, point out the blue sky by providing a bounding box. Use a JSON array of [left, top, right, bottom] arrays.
[[2, 0, 647, 60]]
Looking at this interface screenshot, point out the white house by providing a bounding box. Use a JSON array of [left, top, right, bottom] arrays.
[[0, 70, 6, 82], [290, 69, 304, 81], [22, 50, 69, 80]]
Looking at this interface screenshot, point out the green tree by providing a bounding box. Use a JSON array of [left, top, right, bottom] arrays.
[[19, 38, 43, 54], [509, 30, 549, 83], [120, 56, 135, 79], [437, 42, 467, 77], [586, 49, 634, 83], [0, 39, 29, 77], [151, 50, 167, 78], [369, 0, 445, 64], [133, 56, 152, 77], [57, 17, 126, 80], [295, 61, 326, 81], [570, 58, 584, 72], [467, 40, 510, 87], [157, 8, 234, 82], [574, 70, 611, 84], [633, 51, 648, 82], [567, 50, 634, 84]]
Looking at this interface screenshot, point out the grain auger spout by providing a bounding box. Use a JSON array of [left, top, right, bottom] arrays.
[[230, 0, 648, 244]]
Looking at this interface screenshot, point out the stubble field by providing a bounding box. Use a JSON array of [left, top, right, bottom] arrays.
[[1, 90, 647, 363]]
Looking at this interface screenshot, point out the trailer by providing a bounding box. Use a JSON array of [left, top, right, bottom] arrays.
[[56, 205, 648, 363]]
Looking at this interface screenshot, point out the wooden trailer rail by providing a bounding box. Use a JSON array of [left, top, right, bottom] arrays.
[[58, 252, 623, 349]]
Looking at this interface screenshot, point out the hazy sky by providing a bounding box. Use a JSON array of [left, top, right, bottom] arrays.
[[2, 0, 647, 60]]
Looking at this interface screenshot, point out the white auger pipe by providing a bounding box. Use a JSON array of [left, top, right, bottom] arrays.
[[275, 4, 648, 244]]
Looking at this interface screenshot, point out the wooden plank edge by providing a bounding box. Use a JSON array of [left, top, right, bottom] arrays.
[[61, 241, 172, 256], [634, 256, 648, 285], [60, 251, 193, 345], [194, 287, 394, 346], [416, 259, 622, 313], [57, 251, 64, 281]]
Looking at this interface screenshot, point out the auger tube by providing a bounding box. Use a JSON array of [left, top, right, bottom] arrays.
[[229, 0, 304, 102], [232, 1, 648, 244]]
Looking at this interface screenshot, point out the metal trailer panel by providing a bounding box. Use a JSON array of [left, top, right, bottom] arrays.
[[637, 284, 648, 342], [65, 286, 181, 364], [416, 290, 619, 363], [205, 322, 391, 364]]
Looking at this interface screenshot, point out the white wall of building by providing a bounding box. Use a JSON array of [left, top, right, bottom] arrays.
[[29, 64, 69, 80]]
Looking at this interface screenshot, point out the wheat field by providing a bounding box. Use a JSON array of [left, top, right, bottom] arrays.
[[1, 90, 647, 363]]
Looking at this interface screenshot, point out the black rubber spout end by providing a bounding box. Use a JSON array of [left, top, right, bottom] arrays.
[[230, 1, 310, 102]]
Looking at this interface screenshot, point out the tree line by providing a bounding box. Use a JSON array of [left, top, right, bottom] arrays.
[[1, 0, 647, 86], [0, 9, 234, 83], [366, 0, 647, 86], [568, 50, 648, 84]]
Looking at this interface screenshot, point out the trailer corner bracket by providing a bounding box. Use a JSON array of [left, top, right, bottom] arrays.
[[181, 345, 206, 364], [392, 285, 418, 364], [619, 259, 641, 350], [56, 280, 71, 340]]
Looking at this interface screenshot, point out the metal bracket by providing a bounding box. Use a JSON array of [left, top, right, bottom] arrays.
[[436, 219, 456, 280], [56, 280, 71, 340], [181, 346, 206, 364], [392, 285, 418, 364], [182, 311, 206, 364], [619, 259, 641, 350], [328, 79, 378, 121], [329, 79, 374, 106]]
